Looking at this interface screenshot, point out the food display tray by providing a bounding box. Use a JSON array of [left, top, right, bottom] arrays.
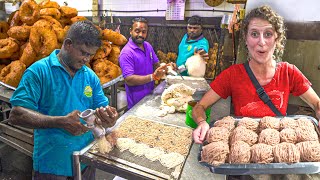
[[0, 81, 16, 91], [198, 115, 320, 175]]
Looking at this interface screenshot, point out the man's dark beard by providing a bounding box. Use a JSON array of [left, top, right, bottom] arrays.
[[132, 36, 145, 44]]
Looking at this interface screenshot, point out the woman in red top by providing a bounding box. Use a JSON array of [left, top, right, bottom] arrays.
[[192, 5, 320, 144]]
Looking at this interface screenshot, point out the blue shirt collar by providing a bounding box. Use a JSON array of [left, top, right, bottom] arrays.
[[50, 49, 87, 72], [185, 33, 205, 43]]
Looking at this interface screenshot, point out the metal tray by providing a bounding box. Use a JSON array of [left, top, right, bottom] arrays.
[[0, 81, 16, 91], [198, 115, 320, 175], [101, 75, 123, 89]]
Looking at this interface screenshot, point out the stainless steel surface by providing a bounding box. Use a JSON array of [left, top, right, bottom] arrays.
[[77, 81, 230, 180], [0, 85, 14, 103], [0, 81, 16, 91], [199, 115, 320, 175], [0, 134, 33, 157], [0, 120, 33, 144], [101, 75, 123, 89]]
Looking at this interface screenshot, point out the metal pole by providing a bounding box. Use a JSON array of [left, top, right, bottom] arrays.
[[110, 83, 118, 109], [73, 151, 82, 180]]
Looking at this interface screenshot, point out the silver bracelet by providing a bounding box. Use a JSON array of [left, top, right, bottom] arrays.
[[150, 74, 153, 82]]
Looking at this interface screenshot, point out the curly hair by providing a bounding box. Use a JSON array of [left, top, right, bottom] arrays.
[[242, 5, 286, 61], [66, 20, 101, 48]]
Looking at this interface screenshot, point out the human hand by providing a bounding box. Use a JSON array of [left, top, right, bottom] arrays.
[[153, 65, 168, 80], [166, 62, 177, 71], [95, 106, 119, 128], [192, 121, 209, 144], [63, 110, 89, 136], [194, 47, 209, 61]]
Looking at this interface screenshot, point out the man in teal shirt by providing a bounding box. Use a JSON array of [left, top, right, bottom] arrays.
[[176, 15, 209, 76], [8, 21, 119, 179]]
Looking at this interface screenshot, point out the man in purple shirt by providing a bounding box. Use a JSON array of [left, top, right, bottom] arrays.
[[119, 17, 167, 109]]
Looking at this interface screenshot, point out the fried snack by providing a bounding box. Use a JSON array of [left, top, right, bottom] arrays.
[[93, 40, 112, 60], [280, 128, 297, 144], [259, 116, 280, 131], [157, 50, 167, 63], [7, 26, 31, 41], [71, 16, 87, 24], [10, 51, 20, 61], [258, 128, 280, 146], [280, 117, 298, 130], [107, 45, 120, 65], [92, 59, 122, 84], [250, 143, 274, 163], [0, 60, 26, 87], [201, 141, 229, 166], [230, 126, 258, 146], [273, 142, 300, 163], [40, 8, 61, 20], [39, 16, 63, 28], [39, 0, 60, 9], [52, 26, 67, 43], [20, 43, 37, 67], [8, 11, 23, 27], [296, 141, 320, 162], [0, 64, 6, 72], [296, 117, 314, 129], [101, 29, 127, 46], [213, 116, 236, 131], [0, 38, 19, 59], [19, 0, 40, 26], [29, 26, 58, 58], [295, 126, 318, 142], [237, 117, 259, 132], [0, 21, 9, 39], [59, 17, 72, 27], [206, 127, 230, 143], [60, 6, 78, 18], [229, 141, 251, 164]]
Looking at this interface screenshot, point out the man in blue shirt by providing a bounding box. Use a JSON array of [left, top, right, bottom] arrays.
[[8, 21, 119, 179], [176, 15, 209, 76]]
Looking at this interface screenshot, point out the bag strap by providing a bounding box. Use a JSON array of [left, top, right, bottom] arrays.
[[244, 61, 283, 116]]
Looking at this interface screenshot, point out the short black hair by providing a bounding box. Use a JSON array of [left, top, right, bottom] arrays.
[[131, 17, 148, 25], [66, 20, 101, 48], [187, 15, 203, 26]]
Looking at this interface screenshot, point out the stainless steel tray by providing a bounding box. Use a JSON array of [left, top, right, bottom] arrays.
[[0, 81, 16, 91], [101, 75, 123, 89], [198, 115, 320, 175]]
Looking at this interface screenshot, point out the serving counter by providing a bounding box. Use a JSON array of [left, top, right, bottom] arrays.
[[73, 81, 231, 180]]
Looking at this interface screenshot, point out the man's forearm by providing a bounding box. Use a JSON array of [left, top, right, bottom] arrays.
[[192, 104, 207, 124], [9, 106, 64, 129], [124, 74, 153, 86]]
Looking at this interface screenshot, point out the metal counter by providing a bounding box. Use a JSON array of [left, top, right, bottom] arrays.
[[74, 81, 231, 180]]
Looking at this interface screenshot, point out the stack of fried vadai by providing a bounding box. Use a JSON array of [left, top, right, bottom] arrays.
[[0, 0, 127, 87]]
